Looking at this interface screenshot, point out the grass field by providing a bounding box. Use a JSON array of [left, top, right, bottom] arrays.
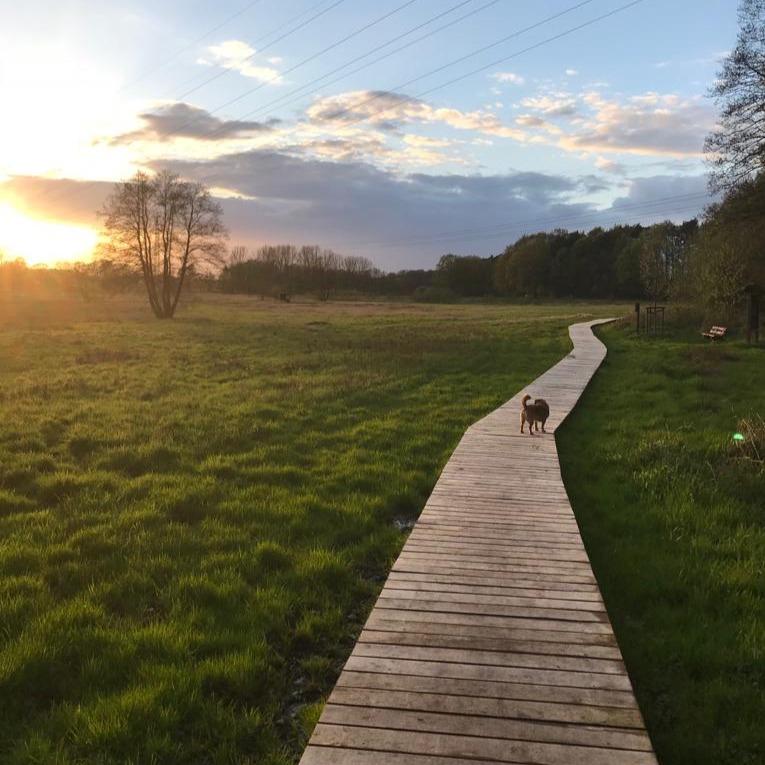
[[0, 294, 625, 764], [558, 321, 765, 765]]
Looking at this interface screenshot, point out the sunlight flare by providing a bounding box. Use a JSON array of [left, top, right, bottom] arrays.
[[0, 204, 99, 266]]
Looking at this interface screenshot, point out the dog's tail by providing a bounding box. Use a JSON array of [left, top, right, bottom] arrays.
[[522, 394, 532, 407]]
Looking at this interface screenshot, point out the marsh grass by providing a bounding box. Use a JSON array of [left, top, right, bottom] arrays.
[[0, 294, 624, 764], [558, 322, 765, 765]]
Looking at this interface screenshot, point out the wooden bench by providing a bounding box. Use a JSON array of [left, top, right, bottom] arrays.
[[702, 325, 727, 340]]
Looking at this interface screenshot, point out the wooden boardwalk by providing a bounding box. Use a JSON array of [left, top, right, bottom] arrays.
[[300, 319, 658, 765]]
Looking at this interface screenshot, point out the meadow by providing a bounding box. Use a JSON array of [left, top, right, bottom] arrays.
[[0, 294, 624, 764], [558, 321, 765, 765]]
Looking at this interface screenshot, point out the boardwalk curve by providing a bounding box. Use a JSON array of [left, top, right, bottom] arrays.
[[300, 319, 658, 765]]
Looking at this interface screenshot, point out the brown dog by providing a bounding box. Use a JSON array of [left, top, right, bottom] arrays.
[[520, 394, 550, 435]]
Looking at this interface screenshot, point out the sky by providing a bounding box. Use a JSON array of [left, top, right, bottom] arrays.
[[0, 0, 740, 269]]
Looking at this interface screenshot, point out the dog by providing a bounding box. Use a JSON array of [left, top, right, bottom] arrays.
[[520, 394, 550, 435]]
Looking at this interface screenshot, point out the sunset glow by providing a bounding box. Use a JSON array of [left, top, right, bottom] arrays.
[[0, 204, 99, 267]]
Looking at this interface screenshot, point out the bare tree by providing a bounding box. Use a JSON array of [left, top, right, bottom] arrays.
[[342, 255, 374, 275], [705, 0, 765, 192], [100, 171, 227, 318], [228, 245, 249, 266]]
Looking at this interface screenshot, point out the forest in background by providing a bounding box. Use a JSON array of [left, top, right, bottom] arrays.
[[5, 172, 761, 328]]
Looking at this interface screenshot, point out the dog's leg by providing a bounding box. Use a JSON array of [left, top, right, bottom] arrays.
[[520, 413, 525, 434]]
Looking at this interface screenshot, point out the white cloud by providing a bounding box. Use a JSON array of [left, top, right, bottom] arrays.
[[305, 90, 528, 142], [521, 93, 578, 117], [565, 68, 579, 77], [491, 72, 525, 85], [515, 114, 546, 128], [557, 92, 713, 157], [200, 40, 283, 84], [595, 156, 627, 175]]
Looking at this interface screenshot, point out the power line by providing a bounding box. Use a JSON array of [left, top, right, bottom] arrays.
[[354, 192, 709, 247], [324, 0, 644, 134], [202, 0, 600, 143], [121, 0, 268, 94], [217, 0, 499, 131], [171, 0, 424, 139], [23, 0, 352, 209], [347, 191, 710, 249], [159, 0, 335, 98], [177, 0, 348, 101], [24, 0, 649, 235]]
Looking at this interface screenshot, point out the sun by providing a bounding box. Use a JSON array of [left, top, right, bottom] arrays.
[[0, 204, 99, 267]]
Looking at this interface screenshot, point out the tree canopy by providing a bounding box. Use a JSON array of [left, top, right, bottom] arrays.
[[706, 0, 765, 192]]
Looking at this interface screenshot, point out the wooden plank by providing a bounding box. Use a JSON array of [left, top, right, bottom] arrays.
[[319, 705, 652, 751], [327, 686, 644, 728], [357, 630, 621, 660], [336, 670, 639, 709], [377, 587, 606, 613], [343, 656, 634, 692], [383, 579, 604, 603], [308, 725, 657, 765], [374, 597, 609, 625], [302, 749, 502, 765], [299, 320, 657, 765], [351, 643, 626, 675], [392, 560, 598, 584], [363, 615, 618, 646]]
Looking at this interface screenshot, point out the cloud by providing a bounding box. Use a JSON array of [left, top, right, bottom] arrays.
[[512, 88, 714, 159], [520, 93, 578, 117], [610, 173, 710, 210], [108, 102, 279, 144], [138, 148, 619, 268], [0, 176, 112, 228], [557, 92, 713, 157], [595, 156, 627, 175], [514, 114, 562, 135], [199, 40, 282, 83], [305, 90, 527, 141], [491, 72, 525, 85], [565, 69, 579, 77]]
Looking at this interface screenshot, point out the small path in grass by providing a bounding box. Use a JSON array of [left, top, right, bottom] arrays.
[[299, 319, 659, 765]]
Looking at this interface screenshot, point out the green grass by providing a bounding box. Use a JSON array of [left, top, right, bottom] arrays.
[[558, 321, 765, 765], [0, 294, 624, 764]]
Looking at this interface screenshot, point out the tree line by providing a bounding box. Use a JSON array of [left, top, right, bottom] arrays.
[[220, 245, 379, 300], [213, 201, 758, 324]]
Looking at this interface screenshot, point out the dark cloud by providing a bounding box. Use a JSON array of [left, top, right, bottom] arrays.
[[108, 102, 280, 144], [151, 150, 611, 268], [610, 173, 710, 208], [3, 155, 711, 272]]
